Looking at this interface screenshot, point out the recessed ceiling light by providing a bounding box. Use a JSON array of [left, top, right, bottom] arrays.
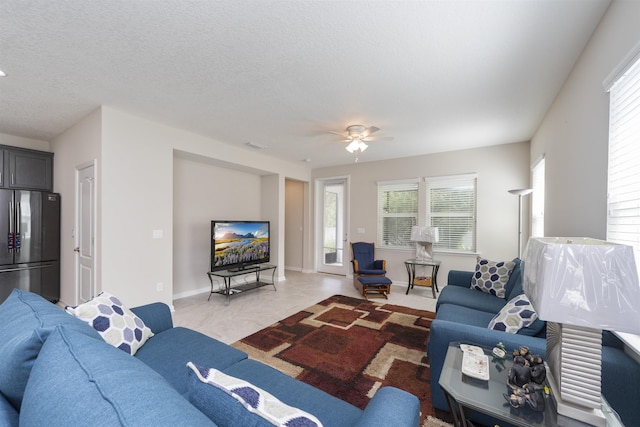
[[0, 70, 6, 77]]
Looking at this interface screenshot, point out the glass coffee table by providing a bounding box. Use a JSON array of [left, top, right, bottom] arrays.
[[438, 342, 623, 427]]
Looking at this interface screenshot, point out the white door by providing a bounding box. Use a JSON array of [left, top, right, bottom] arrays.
[[76, 162, 96, 303], [316, 177, 349, 275]]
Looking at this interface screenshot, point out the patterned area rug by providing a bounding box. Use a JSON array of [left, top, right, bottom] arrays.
[[232, 294, 452, 426]]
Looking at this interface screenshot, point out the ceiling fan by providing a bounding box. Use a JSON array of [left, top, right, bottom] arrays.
[[329, 125, 391, 153]]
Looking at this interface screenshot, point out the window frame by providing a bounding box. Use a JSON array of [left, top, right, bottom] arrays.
[[425, 173, 478, 254], [376, 179, 419, 249]]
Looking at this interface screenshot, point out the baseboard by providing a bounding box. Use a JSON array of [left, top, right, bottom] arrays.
[[172, 286, 210, 300]]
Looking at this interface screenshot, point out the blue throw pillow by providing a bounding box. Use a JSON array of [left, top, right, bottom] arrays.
[[20, 326, 214, 427], [0, 289, 101, 410]]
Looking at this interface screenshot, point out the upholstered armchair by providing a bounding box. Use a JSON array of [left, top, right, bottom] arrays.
[[350, 242, 390, 298]]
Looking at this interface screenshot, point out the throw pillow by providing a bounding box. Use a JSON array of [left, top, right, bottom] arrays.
[[66, 292, 153, 355], [187, 362, 323, 427], [488, 294, 539, 334], [470, 257, 516, 298]]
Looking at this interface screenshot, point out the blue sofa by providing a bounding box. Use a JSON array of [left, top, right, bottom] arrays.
[[0, 289, 420, 427], [427, 259, 640, 426]]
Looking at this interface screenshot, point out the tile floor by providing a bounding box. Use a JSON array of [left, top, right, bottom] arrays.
[[172, 269, 439, 344]]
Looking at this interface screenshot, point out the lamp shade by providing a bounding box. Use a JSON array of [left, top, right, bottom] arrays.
[[523, 237, 640, 334], [410, 226, 439, 243]]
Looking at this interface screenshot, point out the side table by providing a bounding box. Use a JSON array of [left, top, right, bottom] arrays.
[[404, 258, 440, 298], [438, 342, 623, 427]]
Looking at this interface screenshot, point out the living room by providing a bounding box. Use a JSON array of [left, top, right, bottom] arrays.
[[3, 1, 637, 311], [1, 1, 640, 425]]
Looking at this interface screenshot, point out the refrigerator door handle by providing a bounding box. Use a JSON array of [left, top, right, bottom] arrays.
[[16, 202, 21, 252], [8, 201, 13, 253], [0, 263, 55, 273]]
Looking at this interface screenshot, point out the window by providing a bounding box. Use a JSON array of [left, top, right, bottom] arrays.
[[377, 180, 418, 248], [531, 156, 545, 237], [606, 52, 640, 268], [426, 174, 477, 253]]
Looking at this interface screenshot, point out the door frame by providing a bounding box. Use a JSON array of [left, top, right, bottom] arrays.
[[74, 160, 98, 305], [315, 176, 350, 275]]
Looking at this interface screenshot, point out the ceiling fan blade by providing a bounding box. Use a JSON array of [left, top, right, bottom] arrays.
[[328, 131, 346, 136], [362, 126, 380, 137]]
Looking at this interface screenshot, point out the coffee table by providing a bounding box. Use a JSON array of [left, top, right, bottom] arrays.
[[438, 342, 623, 427]]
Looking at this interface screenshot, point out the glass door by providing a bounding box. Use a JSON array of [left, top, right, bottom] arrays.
[[316, 177, 348, 275]]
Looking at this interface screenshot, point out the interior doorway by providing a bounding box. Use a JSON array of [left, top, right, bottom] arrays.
[[316, 177, 349, 275], [75, 161, 96, 304]]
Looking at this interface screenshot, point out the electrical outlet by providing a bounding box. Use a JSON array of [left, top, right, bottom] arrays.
[[156, 282, 163, 292]]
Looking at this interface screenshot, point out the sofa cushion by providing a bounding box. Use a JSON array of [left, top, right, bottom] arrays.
[[0, 392, 18, 427], [187, 362, 322, 427], [470, 257, 516, 298], [488, 294, 543, 335], [0, 289, 101, 410], [437, 285, 508, 314], [66, 292, 154, 355], [437, 303, 544, 337], [134, 326, 248, 395], [20, 326, 216, 427], [223, 359, 363, 426]]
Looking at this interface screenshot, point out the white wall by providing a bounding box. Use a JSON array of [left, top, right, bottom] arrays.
[[531, 0, 640, 238], [312, 141, 531, 286], [96, 107, 309, 307], [0, 133, 50, 152], [285, 180, 305, 271], [50, 109, 103, 306], [172, 153, 263, 298]]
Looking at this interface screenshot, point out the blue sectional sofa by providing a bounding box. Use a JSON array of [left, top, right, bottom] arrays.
[[0, 289, 420, 427], [427, 259, 640, 426]]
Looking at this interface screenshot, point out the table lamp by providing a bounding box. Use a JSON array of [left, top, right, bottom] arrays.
[[523, 237, 640, 426], [410, 226, 439, 260]]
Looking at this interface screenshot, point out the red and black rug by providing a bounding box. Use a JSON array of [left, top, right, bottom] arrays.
[[232, 294, 448, 425]]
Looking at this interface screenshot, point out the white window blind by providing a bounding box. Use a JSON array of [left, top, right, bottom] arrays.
[[426, 174, 477, 253], [607, 54, 640, 268], [377, 180, 418, 248], [531, 156, 545, 237]]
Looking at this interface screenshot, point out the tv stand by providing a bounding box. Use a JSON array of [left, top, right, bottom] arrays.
[[206, 264, 277, 305]]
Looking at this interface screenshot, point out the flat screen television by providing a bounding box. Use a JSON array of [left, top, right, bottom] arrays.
[[211, 220, 270, 272]]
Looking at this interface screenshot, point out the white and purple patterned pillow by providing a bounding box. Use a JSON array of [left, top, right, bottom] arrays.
[[187, 362, 323, 427], [488, 294, 539, 334], [66, 292, 153, 355], [470, 257, 515, 298]]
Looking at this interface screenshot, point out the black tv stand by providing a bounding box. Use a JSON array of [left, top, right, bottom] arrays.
[[206, 264, 277, 305]]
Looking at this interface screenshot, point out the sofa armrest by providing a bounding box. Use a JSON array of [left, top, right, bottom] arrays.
[[447, 270, 474, 288], [130, 302, 173, 334], [354, 387, 420, 427]]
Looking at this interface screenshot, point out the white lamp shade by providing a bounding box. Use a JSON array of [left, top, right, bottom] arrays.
[[410, 226, 439, 243], [523, 237, 640, 334]]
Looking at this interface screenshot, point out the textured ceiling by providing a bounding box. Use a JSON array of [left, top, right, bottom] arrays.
[[0, 0, 610, 167]]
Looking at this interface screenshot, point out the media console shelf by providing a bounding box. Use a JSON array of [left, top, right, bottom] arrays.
[[206, 264, 277, 305]]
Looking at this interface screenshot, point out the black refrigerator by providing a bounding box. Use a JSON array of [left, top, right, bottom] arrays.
[[0, 190, 60, 303]]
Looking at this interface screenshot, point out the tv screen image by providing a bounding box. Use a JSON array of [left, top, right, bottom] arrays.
[[211, 221, 270, 271]]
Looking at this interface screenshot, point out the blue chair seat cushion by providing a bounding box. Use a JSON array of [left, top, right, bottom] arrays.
[[437, 303, 544, 337], [357, 276, 392, 286], [19, 326, 215, 427]]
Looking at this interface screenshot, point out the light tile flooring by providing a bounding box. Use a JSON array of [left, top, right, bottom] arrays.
[[172, 269, 439, 344]]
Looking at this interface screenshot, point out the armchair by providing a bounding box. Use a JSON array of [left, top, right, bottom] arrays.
[[350, 242, 391, 299]]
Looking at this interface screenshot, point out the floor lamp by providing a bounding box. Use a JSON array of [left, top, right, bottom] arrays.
[[508, 188, 533, 258]]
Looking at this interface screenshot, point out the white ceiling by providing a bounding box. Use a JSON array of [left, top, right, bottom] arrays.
[[0, 0, 611, 168]]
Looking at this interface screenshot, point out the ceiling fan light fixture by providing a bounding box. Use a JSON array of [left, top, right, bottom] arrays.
[[345, 140, 359, 153], [358, 141, 368, 152]]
